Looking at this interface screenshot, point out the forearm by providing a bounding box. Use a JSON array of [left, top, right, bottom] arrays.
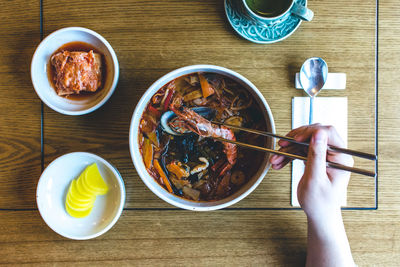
[[306, 211, 355, 267]]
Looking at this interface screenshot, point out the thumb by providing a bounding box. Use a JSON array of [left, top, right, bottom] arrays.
[[304, 129, 328, 178]]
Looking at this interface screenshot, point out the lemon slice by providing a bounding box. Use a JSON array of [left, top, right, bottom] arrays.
[[83, 163, 109, 195], [65, 200, 93, 218]]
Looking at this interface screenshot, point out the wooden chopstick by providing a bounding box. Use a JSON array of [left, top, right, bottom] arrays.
[[211, 137, 376, 178], [211, 121, 377, 161]]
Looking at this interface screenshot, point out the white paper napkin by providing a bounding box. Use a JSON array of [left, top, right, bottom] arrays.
[[291, 97, 348, 207]]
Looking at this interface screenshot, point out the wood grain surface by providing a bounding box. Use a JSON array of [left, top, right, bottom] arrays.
[[38, 0, 376, 210], [0, 209, 399, 266], [0, 1, 42, 209], [1, 0, 400, 265]]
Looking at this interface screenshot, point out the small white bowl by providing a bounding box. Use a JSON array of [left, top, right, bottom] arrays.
[[31, 27, 119, 115], [129, 65, 275, 211], [36, 152, 125, 240]]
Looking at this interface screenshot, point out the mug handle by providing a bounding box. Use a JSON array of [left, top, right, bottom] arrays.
[[291, 3, 314, 21]]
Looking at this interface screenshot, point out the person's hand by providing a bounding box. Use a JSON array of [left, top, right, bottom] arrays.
[[270, 124, 354, 220], [270, 124, 356, 266]]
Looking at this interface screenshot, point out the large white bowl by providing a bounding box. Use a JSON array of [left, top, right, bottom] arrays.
[[36, 152, 126, 240], [31, 27, 119, 115], [129, 65, 275, 211]]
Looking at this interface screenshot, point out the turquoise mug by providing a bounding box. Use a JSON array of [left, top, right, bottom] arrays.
[[242, 0, 314, 26]]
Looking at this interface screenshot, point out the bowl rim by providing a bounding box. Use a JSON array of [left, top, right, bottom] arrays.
[[129, 64, 276, 211], [30, 27, 120, 116], [36, 152, 126, 240]]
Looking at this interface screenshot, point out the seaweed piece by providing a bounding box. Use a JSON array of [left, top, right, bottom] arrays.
[[174, 133, 199, 163], [188, 173, 199, 184]]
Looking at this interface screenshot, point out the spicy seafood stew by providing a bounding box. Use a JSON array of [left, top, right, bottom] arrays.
[[139, 72, 268, 201]]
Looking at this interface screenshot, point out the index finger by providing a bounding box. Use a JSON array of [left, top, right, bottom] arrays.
[[293, 125, 346, 148], [278, 123, 321, 147]]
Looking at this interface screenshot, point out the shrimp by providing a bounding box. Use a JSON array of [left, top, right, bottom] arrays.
[[169, 95, 237, 166]]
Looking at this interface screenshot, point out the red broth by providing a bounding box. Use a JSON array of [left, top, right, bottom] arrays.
[[139, 73, 268, 201]]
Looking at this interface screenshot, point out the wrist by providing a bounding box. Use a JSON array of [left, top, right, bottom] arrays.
[[306, 210, 355, 267], [307, 208, 344, 238], [304, 205, 342, 224]]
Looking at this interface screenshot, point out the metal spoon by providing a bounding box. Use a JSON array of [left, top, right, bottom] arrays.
[[299, 57, 328, 124]]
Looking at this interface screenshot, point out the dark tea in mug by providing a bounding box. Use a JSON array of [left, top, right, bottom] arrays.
[[245, 0, 292, 17]]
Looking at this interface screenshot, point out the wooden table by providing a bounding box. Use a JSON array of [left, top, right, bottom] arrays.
[[1, 0, 399, 265]]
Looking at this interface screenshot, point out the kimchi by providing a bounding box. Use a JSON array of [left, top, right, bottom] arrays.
[[50, 50, 102, 96]]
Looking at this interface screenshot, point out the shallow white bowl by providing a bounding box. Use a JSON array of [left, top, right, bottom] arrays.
[[36, 152, 125, 240], [129, 65, 275, 211], [31, 27, 119, 115]]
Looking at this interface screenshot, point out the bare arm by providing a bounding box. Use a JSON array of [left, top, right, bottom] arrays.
[[270, 125, 355, 267]]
